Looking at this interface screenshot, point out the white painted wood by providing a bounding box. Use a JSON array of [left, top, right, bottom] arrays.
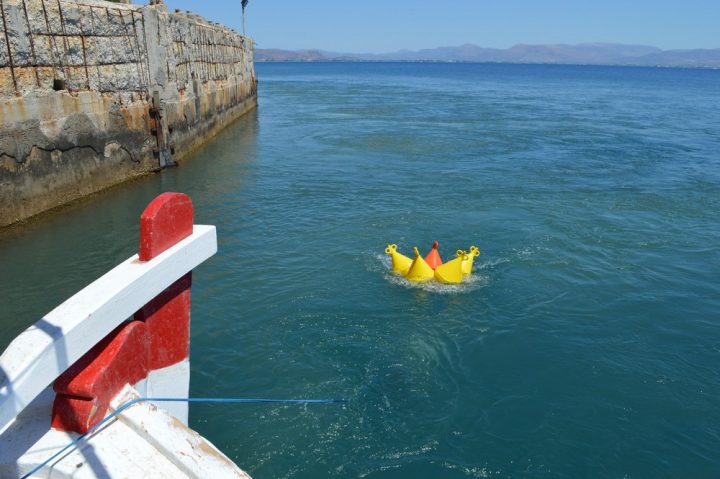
[[146, 360, 190, 424], [0, 225, 217, 433], [134, 377, 149, 398], [111, 386, 251, 479], [0, 386, 56, 476], [0, 385, 251, 479]]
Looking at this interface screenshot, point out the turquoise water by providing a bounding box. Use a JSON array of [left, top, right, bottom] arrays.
[[1, 63, 720, 477]]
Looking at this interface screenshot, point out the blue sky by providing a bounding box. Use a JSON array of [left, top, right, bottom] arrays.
[[163, 0, 720, 53]]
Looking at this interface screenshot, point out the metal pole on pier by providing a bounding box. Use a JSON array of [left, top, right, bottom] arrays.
[[241, 0, 248, 35]]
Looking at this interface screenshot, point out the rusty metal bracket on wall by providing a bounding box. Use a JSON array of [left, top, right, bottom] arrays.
[[149, 90, 176, 169]]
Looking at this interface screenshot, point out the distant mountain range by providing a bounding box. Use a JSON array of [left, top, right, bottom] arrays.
[[256, 43, 720, 68]]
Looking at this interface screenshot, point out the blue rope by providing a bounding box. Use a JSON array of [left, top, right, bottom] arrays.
[[21, 396, 347, 479]]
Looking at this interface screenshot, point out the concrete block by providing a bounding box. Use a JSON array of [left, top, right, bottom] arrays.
[[1, 0, 21, 13], [90, 6, 111, 36], [97, 63, 116, 91], [124, 9, 141, 33], [181, 43, 190, 64], [7, 39, 31, 68], [87, 35, 135, 65], [86, 64, 101, 90], [65, 36, 85, 66], [83, 36, 102, 63], [176, 63, 188, 87], [42, 0, 64, 35], [31, 35, 52, 65], [122, 37, 138, 63], [36, 66, 54, 90], [97, 63, 142, 91], [0, 66, 16, 96], [66, 65, 89, 90], [4, 1, 32, 67], [80, 36, 96, 66], [142, 6, 168, 88], [0, 67, 15, 97], [14, 66, 38, 91], [125, 63, 145, 91], [79, 5, 95, 34], [60, 3, 83, 35], [0, 39, 8, 67], [106, 8, 128, 36], [25, 1, 49, 34], [115, 9, 135, 36]]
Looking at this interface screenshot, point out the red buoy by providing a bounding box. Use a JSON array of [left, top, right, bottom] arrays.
[[424, 240, 443, 270]]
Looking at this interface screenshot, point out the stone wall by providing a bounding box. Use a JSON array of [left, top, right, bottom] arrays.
[[0, 0, 256, 227]]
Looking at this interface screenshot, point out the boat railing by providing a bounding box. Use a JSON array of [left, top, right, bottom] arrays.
[[0, 192, 217, 434]]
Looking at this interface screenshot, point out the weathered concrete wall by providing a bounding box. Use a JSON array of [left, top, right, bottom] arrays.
[[0, 0, 256, 227]]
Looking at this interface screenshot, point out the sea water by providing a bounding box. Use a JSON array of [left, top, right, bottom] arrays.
[[1, 63, 719, 478]]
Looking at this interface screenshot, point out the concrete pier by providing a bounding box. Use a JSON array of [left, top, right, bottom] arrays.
[[0, 0, 257, 227]]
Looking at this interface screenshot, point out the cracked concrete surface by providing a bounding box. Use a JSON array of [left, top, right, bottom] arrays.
[[0, 0, 257, 227]]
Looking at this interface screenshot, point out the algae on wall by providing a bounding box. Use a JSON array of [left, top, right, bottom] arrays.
[[0, 0, 257, 227]]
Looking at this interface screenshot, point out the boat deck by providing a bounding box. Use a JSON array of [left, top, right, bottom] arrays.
[[0, 385, 251, 479]]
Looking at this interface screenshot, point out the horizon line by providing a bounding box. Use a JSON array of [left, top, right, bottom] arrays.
[[255, 42, 720, 54]]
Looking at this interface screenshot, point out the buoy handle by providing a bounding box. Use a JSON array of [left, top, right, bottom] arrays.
[[469, 246, 480, 256], [456, 249, 466, 258], [385, 244, 397, 254]]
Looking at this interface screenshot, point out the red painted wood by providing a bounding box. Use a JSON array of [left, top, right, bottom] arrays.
[[139, 192, 194, 261], [51, 321, 149, 433], [134, 273, 192, 370], [51, 193, 197, 433]]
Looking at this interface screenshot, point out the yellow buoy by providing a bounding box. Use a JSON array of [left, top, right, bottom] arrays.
[[404, 247, 435, 282], [385, 244, 413, 275], [435, 253, 467, 284], [459, 246, 480, 275]]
